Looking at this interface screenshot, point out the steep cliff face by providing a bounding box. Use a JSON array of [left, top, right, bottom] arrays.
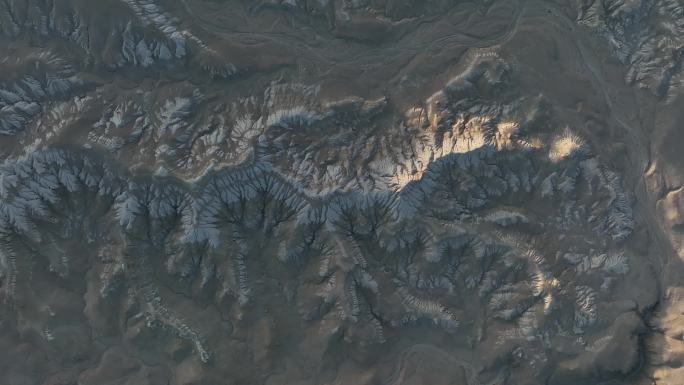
[[0, 1, 680, 384]]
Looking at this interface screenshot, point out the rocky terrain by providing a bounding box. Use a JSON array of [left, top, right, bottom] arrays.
[[0, 1, 682, 384]]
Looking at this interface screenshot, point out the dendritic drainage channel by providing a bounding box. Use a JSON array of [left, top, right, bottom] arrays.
[[0, 52, 654, 385]]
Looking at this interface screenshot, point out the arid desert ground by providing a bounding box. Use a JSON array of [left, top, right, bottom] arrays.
[[1, 1, 684, 384]]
